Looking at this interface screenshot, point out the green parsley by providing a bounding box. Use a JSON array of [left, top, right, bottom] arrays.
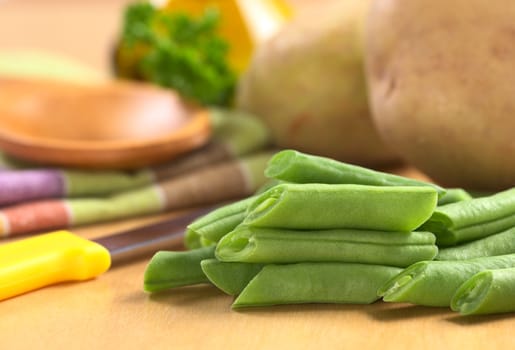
[[116, 2, 236, 107]]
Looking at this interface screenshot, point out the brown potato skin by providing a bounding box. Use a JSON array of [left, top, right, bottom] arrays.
[[365, 0, 515, 190], [236, 0, 398, 166]]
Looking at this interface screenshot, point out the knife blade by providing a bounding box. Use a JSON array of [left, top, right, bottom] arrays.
[[0, 205, 215, 302]]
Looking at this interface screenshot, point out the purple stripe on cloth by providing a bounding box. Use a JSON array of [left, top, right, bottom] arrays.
[[0, 170, 66, 207]]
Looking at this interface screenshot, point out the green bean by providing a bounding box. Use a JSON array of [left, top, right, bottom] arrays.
[[437, 227, 515, 261], [378, 254, 515, 307], [255, 179, 286, 194], [467, 190, 496, 198], [197, 212, 246, 243], [244, 183, 438, 232], [265, 150, 446, 197], [199, 236, 216, 247], [431, 213, 515, 247], [186, 196, 257, 244], [216, 226, 437, 267], [143, 246, 215, 293], [437, 188, 472, 206], [200, 259, 264, 295], [184, 229, 203, 250], [451, 267, 515, 315], [419, 188, 515, 246], [233, 263, 402, 308]]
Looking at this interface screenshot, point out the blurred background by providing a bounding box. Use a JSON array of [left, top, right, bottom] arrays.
[[0, 0, 512, 193], [1, 0, 130, 71], [0, 0, 309, 72]]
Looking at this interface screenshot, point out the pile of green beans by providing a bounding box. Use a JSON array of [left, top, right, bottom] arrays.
[[215, 183, 436, 307], [145, 170, 439, 308], [143, 149, 515, 315], [377, 187, 515, 315]]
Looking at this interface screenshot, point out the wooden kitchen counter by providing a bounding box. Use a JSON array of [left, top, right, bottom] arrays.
[[0, 1, 513, 349], [1, 208, 514, 350]]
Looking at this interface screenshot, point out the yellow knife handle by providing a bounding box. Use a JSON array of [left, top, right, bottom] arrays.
[[0, 231, 111, 301]]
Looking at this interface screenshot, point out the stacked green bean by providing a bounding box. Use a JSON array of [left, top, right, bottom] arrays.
[[380, 187, 515, 315], [143, 149, 515, 315], [145, 150, 440, 308]]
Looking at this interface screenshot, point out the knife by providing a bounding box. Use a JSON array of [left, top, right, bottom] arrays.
[[0, 206, 214, 302]]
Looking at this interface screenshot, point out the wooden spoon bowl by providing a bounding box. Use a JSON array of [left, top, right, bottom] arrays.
[[0, 78, 211, 169]]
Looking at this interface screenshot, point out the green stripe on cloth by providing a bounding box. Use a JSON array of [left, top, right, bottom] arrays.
[[68, 185, 165, 226], [63, 169, 154, 197], [0, 50, 106, 83]]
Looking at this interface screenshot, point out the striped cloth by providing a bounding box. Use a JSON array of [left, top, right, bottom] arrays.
[[0, 109, 273, 237]]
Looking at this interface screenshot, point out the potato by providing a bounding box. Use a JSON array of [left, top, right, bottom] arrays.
[[365, 0, 515, 190], [236, 0, 397, 166]]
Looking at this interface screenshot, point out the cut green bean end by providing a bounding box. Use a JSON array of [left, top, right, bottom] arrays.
[[143, 247, 214, 293], [378, 262, 427, 302], [451, 271, 493, 315], [264, 149, 295, 179], [244, 195, 280, 224], [216, 230, 255, 262], [184, 229, 203, 250]]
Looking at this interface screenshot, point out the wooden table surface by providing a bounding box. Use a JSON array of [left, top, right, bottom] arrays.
[[1, 1, 514, 349], [1, 210, 514, 350]]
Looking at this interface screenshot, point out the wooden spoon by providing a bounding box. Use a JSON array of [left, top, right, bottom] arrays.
[[0, 78, 211, 169]]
